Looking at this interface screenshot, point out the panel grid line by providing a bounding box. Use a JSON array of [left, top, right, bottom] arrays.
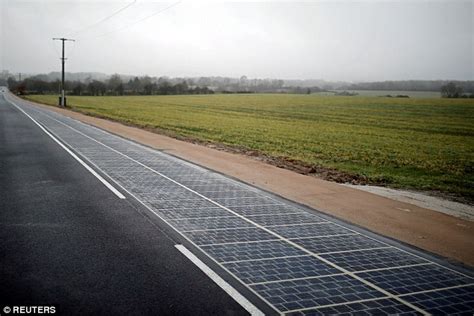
[[397, 283, 474, 297], [222, 254, 312, 264], [21, 105, 429, 315], [13, 98, 474, 315], [317, 246, 393, 255], [281, 296, 392, 315], [247, 273, 348, 286], [353, 262, 434, 274]]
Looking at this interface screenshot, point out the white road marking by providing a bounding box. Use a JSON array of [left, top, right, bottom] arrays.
[[175, 244, 265, 316], [20, 102, 428, 314], [8, 100, 126, 199], [32, 113, 425, 314], [16, 98, 472, 315]]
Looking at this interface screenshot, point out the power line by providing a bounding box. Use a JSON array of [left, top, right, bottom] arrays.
[[89, 1, 181, 39], [71, 0, 137, 37]]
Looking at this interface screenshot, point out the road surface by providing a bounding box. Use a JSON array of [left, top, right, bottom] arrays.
[[1, 90, 473, 315]]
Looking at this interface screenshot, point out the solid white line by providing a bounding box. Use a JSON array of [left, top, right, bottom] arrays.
[[8, 100, 126, 199], [20, 100, 430, 314], [9, 103, 279, 314], [175, 244, 265, 316], [24, 104, 428, 314]]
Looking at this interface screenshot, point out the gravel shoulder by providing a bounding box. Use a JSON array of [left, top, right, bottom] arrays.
[[16, 96, 474, 267], [344, 184, 473, 221]]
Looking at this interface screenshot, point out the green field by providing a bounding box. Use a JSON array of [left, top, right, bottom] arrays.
[[26, 94, 474, 201]]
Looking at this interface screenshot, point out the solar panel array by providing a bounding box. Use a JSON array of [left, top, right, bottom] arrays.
[[12, 98, 474, 315]]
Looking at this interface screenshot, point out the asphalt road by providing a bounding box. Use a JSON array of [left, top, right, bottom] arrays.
[[1, 90, 473, 316], [0, 95, 248, 315]]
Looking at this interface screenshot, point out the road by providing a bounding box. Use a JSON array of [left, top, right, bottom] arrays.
[[0, 93, 250, 315], [1, 90, 473, 315]]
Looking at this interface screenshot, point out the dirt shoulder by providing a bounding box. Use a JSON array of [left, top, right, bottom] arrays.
[[17, 96, 474, 267]]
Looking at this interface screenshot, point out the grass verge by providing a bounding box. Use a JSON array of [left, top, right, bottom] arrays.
[[25, 94, 474, 203]]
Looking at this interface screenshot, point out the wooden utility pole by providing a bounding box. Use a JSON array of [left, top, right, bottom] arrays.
[[52, 38, 75, 107]]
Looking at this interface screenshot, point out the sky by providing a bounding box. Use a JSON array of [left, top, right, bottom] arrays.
[[1, 0, 473, 81]]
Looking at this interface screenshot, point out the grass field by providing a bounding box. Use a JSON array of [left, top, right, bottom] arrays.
[[26, 94, 474, 201]]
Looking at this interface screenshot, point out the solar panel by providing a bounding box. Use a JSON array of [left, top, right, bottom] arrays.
[[15, 100, 474, 315]]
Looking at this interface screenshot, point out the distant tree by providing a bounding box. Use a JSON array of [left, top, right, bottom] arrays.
[[72, 82, 85, 95], [108, 74, 123, 95], [441, 82, 463, 98], [129, 77, 142, 94], [240, 75, 248, 87], [143, 83, 157, 95], [51, 80, 61, 94], [7, 77, 17, 89], [197, 77, 211, 87], [88, 80, 106, 96], [116, 83, 124, 96], [175, 80, 189, 94], [158, 81, 172, 95]]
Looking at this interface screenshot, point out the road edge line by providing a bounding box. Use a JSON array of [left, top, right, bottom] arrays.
[[8, 99, 126, 200], [175, 244, 265, 316]]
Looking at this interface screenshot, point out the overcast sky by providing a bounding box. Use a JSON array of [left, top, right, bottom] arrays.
[[1, 0, 473, 81]]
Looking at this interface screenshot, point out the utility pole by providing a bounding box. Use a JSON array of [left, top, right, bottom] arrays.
[[52, 37, 75, 107]]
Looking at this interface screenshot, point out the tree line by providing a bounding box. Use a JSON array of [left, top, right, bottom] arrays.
[[3, 72, 322, 96], [440, 82, 473, 98], [344, 80, 474, 93], [5, 74, 214, 96], [2, 70, 473, 97]]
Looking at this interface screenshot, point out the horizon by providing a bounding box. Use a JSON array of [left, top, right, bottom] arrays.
[[2, 70, 473, 84]]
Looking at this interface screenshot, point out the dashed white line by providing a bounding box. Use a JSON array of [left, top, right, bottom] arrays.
[[175, 244, 265, 316], [15, 98, 468, 315]]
